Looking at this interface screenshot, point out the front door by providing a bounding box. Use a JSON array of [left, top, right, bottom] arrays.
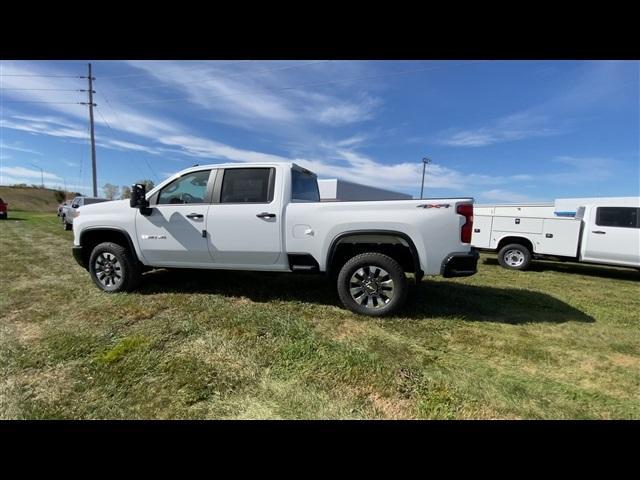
[[135, 169, 214, 267], [207, 167, 284, 268], [582, 206, 640, 266]]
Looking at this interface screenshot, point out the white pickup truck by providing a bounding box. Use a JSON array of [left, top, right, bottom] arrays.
[[72, 162, 477, 316], [472, 198, 640, 271]]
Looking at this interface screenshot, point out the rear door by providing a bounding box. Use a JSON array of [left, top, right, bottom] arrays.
[[582, 206, 640, 266], [206, 167, 284, 268], [135, 169, 214, 267]]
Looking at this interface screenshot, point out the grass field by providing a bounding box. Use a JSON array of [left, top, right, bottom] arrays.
[[0, 186, 67, 213], [1, 211, 639, 419]]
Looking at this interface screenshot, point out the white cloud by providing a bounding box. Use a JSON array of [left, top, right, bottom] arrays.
[[480, 189, 538, 203], [0, 166, 61, 180], [437, 112, 565, 147], [0, 142, 43, 156]]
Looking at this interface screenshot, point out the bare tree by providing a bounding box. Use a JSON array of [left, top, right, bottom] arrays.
[[121, 185, 132, 199], [136, 179, 155, 191], [103, 183, 120, 200]]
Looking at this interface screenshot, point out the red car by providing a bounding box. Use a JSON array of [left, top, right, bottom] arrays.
[[0, 197, 7, 220]]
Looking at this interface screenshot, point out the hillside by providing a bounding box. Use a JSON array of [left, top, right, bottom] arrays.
[[0, 186, 73, 213]]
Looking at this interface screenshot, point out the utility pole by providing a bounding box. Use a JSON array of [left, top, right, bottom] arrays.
[[80, 63, 98, 197], [30, 163, 44, 188], [420, 157, 431, 199]]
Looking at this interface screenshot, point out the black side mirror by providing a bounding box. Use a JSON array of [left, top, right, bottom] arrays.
[[130, 184, 151, 215]]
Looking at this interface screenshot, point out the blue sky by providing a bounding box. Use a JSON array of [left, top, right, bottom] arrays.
[[1, 60, 638, 202]]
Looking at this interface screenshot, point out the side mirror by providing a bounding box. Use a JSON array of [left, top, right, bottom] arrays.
[[130, 184, 151, 215]]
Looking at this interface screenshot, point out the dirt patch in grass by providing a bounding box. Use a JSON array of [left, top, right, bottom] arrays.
[[609, 353, 640, 368]]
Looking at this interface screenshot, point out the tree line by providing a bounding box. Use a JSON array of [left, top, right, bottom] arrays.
[[102, 180, 155, 200]]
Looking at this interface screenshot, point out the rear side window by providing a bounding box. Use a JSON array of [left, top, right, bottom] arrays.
[[291, 169, 319, 202], [596, 207, 639, 228], [158, 170, 211, 205], [220, 168, 274, 203]]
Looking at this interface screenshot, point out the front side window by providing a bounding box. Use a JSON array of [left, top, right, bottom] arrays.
[[158, 170, 211, 205], [220, 168, 274, 203], [596, 207, 639, 228], [291, 168, 320, 202]]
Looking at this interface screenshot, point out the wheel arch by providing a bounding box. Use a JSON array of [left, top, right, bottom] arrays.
[[326, 229, 423, 281], [78, 227, 140, 269], [496, 235, 535, 254]]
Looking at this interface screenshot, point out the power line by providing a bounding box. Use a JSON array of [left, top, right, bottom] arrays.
[[1, 100, 83, 104], [0, 74, 83, 78], [95, 93, 159, 182], [96, 60, 254, 80], [95, 105, 154, 181], [0, 88, 84, 91], [107, 60, 332, 93], [127, 61, 484, 106]]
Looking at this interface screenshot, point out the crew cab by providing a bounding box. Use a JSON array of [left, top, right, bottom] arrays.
[[71, 162, 477, 316], [472, 198, 640, 271]]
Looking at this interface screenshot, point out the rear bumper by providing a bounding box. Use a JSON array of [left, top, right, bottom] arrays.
[[72, 245, 85, 269], [441, 249, 479, 278]]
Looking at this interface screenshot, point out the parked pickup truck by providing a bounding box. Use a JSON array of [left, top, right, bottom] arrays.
[[63, 196, 109, 230], [71, 162, 478, 316], [472, 198, 640, 271], [0, 197, 7, 220]]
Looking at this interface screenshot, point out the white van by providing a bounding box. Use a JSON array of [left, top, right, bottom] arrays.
[[472, 197, 640, 271]]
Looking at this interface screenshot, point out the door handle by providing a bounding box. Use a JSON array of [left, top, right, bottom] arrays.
[[256, 212, 276, 219], [592, 230, 606, 234], [186, 213, 204, 219]]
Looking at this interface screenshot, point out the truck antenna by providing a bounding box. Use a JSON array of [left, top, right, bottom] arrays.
[[420, 157, 432, 199]]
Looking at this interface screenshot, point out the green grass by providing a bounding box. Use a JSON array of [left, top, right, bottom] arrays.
[[1, 210, 639, 419]]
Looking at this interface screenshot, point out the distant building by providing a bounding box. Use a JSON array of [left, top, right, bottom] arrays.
[[318, 179, 413, 202]]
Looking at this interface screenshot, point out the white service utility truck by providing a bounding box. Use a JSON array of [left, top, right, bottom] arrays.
[[472, 197, 640, 271], [72, 162, 478, 316]]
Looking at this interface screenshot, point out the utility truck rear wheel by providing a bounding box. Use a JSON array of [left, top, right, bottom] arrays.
[[498, 243, 531, 270], [89, 242, 141, 293], [337, 252, 408, 317]]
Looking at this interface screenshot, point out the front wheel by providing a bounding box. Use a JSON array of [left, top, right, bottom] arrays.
[[88, 242, 141, 292], [337, 252, 408, 316], [63, 220, 72, 231], [497, 243, 532, 270]]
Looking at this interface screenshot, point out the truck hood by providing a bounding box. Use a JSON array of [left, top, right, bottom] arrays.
[[77, 199, 129, 214]]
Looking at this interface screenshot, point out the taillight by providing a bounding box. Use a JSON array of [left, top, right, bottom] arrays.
[[456, 203, 473, 243]]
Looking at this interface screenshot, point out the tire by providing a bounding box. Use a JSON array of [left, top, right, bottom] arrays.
[[337, 252, 408, 317], [497, 243, 532, 270], [88, 241, 142, 293], [63, 220, 72, 231]]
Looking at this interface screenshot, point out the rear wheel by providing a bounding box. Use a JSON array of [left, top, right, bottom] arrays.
[[337, 252, 408, 316], [88, 242, 141, 292], [497, 243, 532, 270]]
